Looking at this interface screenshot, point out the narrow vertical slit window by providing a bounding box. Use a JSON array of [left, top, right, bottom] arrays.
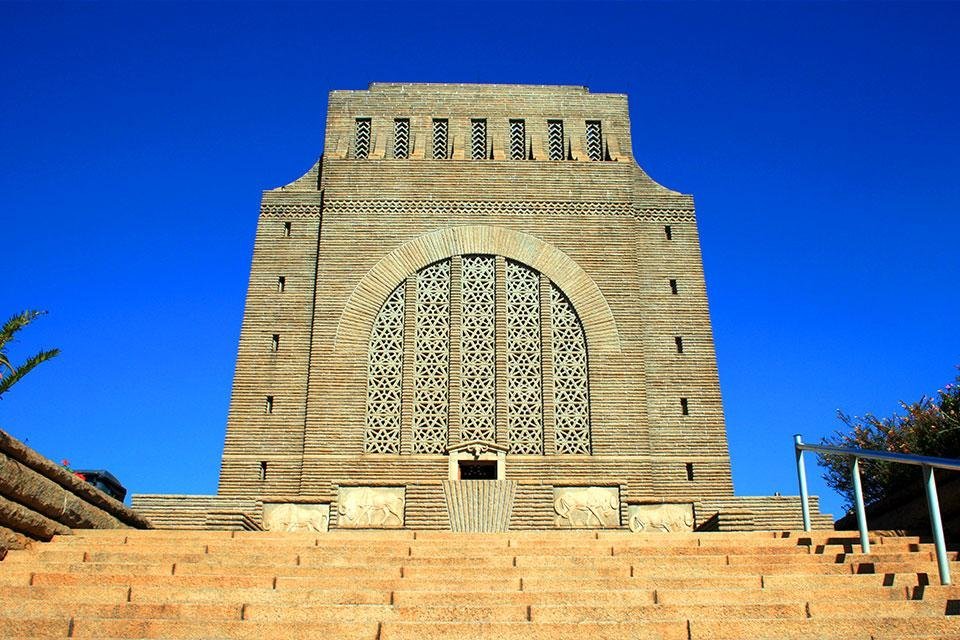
[[670, 279, 678, 295], [432, 119, 448, 159], [283, 221, 291, 237], [686, 463, 694, 481], [675, 336, 684, 354], [547, 120, 564, 160], [271, 334, 280, 352], [585, 120, 602, 161], [393, 118, 410, 159], [471, 119, 487, 159], [277, 276, 286, 293], [265, 396, 274, 414], [680, 397, 689, 415], [355, 118, 371, 159], [509, 119, 526, 160], [664, 225, 673, 240], [259, 461, 267, 481]]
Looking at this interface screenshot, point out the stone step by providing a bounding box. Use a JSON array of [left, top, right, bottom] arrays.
[[527, 602, 806, 622], [66, 618, 381, 638], [807, 599, 953, 617], [390, 589, 657, 607], [520, 575, 762, 590], [30, 572, 275, 589], [688, 616, 960, 639], [129, 585, 392, 605], [378, 621, 688, 640], [852, 560, 958, 574], [274, 576, 524, 591], [0, 585, 132, 604], [243, 603, 529, 623], [679, 584, 913, 602], [0, 601, 241, 621], [762, 572, 931, 589], [0, 618, 69, 639], [6, 529, 958, 639], [398, 565, 631, 579]]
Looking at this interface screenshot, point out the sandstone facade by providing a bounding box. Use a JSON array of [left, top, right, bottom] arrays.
[[138, 83, 829, 531]]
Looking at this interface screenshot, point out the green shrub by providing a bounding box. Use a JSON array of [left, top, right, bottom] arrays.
[[818, 368, 960, 510]]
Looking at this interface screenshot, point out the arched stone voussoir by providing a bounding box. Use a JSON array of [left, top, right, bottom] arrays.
[[334, 225, 622, 357]]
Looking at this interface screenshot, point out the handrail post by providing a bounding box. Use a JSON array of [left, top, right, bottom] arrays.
[[923, 465, 951, 585], [795, 434, 811, 532], [851, 457, 870, 553]]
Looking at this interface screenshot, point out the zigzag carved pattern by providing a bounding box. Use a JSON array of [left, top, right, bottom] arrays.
[[259, 203, 321, 219], [586, 121, 603, 162], [322, 200, 695, 222], [394, 119, 410, 159], [509, 120, 526, 160], [432, 120, 448, 159], [547, 120, 564, 160], [471, 120, 487, 160]]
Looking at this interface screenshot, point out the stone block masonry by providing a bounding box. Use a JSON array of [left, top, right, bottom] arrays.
[[139, 83, 831, 531]]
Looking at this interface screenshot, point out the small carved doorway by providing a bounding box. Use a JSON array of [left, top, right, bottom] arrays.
[[458, 460, 498, 480]]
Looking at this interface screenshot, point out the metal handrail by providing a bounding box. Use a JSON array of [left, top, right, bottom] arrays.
[[794, 434, 957, 585]]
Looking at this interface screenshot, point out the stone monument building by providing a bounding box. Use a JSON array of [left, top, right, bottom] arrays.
[[135, 83, 831, 532]]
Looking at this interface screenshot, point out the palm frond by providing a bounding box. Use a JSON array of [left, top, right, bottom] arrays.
[[0, 310, 48, 352], [0, 348, 60, 399]]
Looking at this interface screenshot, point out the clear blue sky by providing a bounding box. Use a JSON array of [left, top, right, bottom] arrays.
[[2, 2, 958, 518]]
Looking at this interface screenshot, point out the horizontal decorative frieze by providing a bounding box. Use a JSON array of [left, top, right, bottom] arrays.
[[321, 199, 694, 222]]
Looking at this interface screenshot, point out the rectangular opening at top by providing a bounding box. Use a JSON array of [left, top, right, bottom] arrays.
[[433, 119, 448, 159], [471, 119, 487, 160], [355, 118, 371, 159], [394, 118, 410, 159], [459, 460, 497, 480]]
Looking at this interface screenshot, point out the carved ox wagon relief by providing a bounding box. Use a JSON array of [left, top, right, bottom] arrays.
[[627, 503, 695, 533], [553, 487, 620, 528], [336, 487, 405, 528], [262, 503, 330, 532]]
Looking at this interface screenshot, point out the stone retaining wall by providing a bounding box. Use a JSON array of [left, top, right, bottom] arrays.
[[0, 429, 151, 556]]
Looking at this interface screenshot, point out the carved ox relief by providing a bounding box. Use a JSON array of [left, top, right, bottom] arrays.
[[262, 503, 330, 533], [337, 487, 405, 528], [627, 503, 695, 533], [553, 487, 620, 528]]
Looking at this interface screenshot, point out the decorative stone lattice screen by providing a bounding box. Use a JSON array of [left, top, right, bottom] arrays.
[[364, 255, 591, 456]]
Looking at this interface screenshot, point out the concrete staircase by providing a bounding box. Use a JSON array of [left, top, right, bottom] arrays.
[[1, 529, 959, 639]]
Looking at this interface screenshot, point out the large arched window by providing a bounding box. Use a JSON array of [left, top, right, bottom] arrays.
[[364, 255, 590, 455]]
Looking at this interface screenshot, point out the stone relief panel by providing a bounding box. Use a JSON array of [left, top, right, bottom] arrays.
[[337, 487, 405, 528], [262, 503, 330, 533], [628, 503, 694, 533], [553, 486, 620, 528]]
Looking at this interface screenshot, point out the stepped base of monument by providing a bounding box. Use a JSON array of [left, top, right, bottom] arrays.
[[131, 491, 835, 532], [1, 529, 958, 639]]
